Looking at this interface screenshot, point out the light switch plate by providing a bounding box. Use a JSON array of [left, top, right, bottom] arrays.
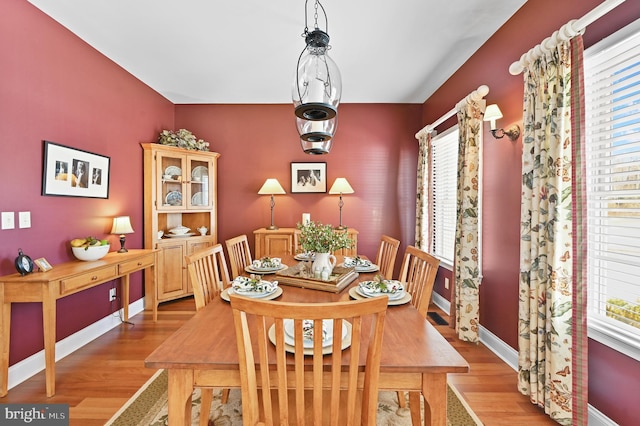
[[1, 212, 15, 230], [19, 211, 31, 228]]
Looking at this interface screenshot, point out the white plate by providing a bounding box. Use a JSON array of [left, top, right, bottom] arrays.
[[245, 264, 287, 274], [356, 282, 405, 301], [221, 286, 283, 301], [164, 166, 182, 177], [340, 263, 379, 273], [164, 190, 182, 206], [348, 287, 412, 306], [268, 322, 352, 355], [294, 253, 315, 261], [191, 166, 208, 181], [282, 319, 348, 347], [166, 232, 195, 238], [191, 192, 203, 205]]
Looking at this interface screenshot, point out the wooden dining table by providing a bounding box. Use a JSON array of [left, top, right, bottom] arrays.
[[145, 255, 469, 426]]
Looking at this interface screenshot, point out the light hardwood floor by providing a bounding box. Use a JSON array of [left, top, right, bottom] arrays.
[[1, 297, 556, 425]]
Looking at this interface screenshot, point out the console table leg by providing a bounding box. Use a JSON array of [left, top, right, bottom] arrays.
[[0, 292, 10, 397], [42, 284, 57, 397]]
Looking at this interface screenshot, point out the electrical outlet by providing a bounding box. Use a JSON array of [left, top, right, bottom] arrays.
[[109, 288, 117, 301], [444, 278, 450, 289]]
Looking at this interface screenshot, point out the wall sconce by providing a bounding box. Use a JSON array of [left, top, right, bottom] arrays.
[[483, 104, 521, 141], [328, 178, 354, 230], [111, 216, 134, 253], [258, 178, 286, 230]]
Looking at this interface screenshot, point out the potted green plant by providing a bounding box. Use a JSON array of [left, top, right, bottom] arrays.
[[297, 221, 352, 276]]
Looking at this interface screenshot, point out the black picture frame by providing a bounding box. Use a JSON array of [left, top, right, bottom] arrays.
[[42, 141, 110, 199], [291, 162, 327, 193]]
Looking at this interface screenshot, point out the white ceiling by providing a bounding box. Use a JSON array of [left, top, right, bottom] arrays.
[[27, 0, 526, 104]]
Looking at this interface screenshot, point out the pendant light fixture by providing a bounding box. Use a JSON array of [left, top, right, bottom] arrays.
[[293, 0, 342, 154]]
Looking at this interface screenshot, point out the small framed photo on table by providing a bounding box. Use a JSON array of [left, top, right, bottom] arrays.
[[34, 257, 53, 272], [291, 162, 327, 193]]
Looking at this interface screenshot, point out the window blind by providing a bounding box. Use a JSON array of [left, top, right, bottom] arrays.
[[584, 19, 640, 345], [430, 127, 459, 265]]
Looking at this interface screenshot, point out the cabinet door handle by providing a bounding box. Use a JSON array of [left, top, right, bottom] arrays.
[[91, 275, 98, 281], [137, 262, 143, 266]]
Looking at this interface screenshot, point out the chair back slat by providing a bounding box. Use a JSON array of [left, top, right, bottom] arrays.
[[229, 295, 387, 426], [398, 245, 440, 317], [225, 234, 253, 279], [375, 235, 400, 279]]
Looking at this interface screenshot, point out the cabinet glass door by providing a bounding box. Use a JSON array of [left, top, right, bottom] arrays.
[[157, 153, 186, 210], [187, 157, 211, 209]]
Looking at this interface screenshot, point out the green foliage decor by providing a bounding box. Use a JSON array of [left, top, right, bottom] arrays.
[[158, 129, 210, 151], [606, 298, 640, 329], [297, 221, 352, 253]]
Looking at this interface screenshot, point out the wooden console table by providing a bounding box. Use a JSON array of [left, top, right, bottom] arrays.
[[254, 227, 358, 258], [0, 249, 157, 397]]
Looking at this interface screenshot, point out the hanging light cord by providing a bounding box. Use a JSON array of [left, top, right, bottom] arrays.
[[303, 0, 329, 36]]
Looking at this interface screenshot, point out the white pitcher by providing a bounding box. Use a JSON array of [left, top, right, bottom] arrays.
[[312, 252, 336, 277]]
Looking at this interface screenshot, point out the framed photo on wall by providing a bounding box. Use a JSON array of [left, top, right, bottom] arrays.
[[42, 141, 110, 199], [291, 162, 327, 193]]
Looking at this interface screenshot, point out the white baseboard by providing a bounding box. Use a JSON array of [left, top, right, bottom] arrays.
[[432, 291, 617, 425], [8, 298, 145, 391]]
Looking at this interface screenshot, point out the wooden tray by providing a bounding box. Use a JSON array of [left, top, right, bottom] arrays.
[[275, 264, 359, 293]]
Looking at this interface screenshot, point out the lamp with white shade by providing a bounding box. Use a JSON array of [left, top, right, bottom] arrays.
[[329, 178, 354, 230], [258, 179, 286, 230], [111, 216, 134, 253], [483, 104, 521, 141]]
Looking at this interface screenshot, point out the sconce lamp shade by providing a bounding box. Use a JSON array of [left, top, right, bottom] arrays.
[[329, 178, 354, 195], [258, 178, 286, 195], [111, 216, 134, 253], [483, 104, 503, 130], [483, 103, 520, 141]]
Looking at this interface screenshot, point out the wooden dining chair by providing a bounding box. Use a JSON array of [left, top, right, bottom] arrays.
[[374, 235, 400, 279], [186, 243, 231, 310], [396, 245, 440, 425], [225, 234, 253, 279], [185, 244, 231, 426], [228, 295, 388, 426]]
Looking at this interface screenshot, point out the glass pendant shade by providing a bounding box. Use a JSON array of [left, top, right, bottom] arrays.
[[296, 116, 337, 143], [292, 30, 342, 122], [300, 137, 333, 155]]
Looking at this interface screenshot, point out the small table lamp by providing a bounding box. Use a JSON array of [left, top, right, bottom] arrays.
[[258, 179, 286, 230], [111, 216, 134, 253], [329, 178, 354, 230]]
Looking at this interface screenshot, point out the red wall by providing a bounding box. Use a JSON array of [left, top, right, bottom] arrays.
[[174, 103, 421, 266], [422, 0, 640, 423], [0, 0, 174, 363], [3, 0, 640, 422]]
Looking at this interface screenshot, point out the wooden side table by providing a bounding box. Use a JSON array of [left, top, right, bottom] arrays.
[[0, 249, 157, 397]]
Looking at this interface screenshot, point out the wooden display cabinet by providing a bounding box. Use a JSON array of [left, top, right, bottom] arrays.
[[141, 143, 220, 307]]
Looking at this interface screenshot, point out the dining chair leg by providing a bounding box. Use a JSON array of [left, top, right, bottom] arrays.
[[397, 390, 407, 408], [199, 388, 213, 426], [221, 387, 230, 404], [408, 391, 422, 426]]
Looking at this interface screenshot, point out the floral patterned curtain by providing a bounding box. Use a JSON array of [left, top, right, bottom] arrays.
[[415, 132, 432, 250], [454, 100, 482, 342], [518, 36, 588, 425]]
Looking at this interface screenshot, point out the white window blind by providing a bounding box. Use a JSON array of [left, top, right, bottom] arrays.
[[430, 127, 459, 266], [584, 18, 640, 358]]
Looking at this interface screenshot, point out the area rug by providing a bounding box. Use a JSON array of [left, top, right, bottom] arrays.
[[106, 369, 482, 425]]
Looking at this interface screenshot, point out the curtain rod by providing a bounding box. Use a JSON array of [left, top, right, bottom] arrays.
[[509, 0, 626, 75], [415, 85, 489, 139]]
